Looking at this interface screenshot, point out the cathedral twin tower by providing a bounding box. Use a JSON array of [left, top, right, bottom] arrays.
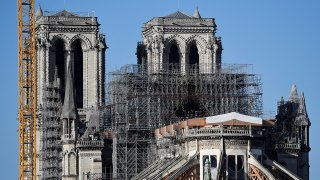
[[137, 10, 222, 75], [34, 6, 258, 179], [34, 5, 309, 180]]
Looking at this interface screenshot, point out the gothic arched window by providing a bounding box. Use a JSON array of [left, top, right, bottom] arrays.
[[169, 44, 180, 64], [168, 43, 180, 72], [50, 38, 66, 103], [54, 39, 66, 87], [72, 39, 83, 108], [188, 44, 199, 73]]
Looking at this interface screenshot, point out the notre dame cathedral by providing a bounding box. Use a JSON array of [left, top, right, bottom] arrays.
[[34, 5, 310, 180]]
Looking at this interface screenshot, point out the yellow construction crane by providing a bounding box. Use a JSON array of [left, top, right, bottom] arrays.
[[17, 0, 37, 179]]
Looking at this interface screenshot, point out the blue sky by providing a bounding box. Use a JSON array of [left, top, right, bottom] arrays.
[[0, 0, 319, 179]]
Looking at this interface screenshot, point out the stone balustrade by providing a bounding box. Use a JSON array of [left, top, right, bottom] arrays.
[[275, 143, 300, 149], [77, 108, 86, 115], [76, 140, 104, 148], [180, 127, 262, 139]]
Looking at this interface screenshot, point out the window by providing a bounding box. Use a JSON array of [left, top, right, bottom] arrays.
[[72, 39, 84, 108], [203, 155, 217, 180], [51, 39, 66, 102], [227, 155, 244, 180], [188, 44, 199, 74], [168, 44, 180, 72]]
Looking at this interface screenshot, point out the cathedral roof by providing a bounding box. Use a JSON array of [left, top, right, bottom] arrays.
[[52, 10, 80, 17], [206, 112, 263, 125], [164, 11, 196, 19], [36, 9, 99, 26]]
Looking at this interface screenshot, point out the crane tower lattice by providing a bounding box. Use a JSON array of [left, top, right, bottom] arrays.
[[17, 0, 37, 179]]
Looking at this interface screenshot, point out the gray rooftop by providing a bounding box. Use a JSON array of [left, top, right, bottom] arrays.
[[51, 10, 80, 17], [164, 11, 195, 19]]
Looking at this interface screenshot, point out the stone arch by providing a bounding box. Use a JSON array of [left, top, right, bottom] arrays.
[[49, 35, 69, 94], [185, 35, 207, 53], [70, 34, 92, 50], [185, 35, 210, 74], [50, 34, 70, 50], [248, 164, 269, 179], [165, 34, 186, 53], [168, 41, 180, 63], [164, 35, 185, 67]]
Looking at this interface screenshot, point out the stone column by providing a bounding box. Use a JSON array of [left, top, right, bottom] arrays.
[[98, 48, 103, 106], [37, 45, 44, 105], [180, 51, 186, 75], [197, 52, 202, 74], [83, 49, 88, 108], [46, 46, 51, 85], [95, 48, 99, 106], [147, 48, 152, 74], [87, 49, 97, 107], [206, 48, 213, 74], [159, 47, 163, 71]]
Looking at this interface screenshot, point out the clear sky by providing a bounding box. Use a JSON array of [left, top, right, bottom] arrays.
[[0, 0, 319, 179]]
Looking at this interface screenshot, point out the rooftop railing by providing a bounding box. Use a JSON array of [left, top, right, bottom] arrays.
[[176, 126, 263, 139], [275, 143, 300, 150], [76, 140, 104, 147]]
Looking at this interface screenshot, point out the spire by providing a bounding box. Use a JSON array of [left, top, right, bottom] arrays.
[[298, 92, 308, 116], [35, 5, 43, 17], [193, 6, 201, 18], [60, 58, 77, 120], [288, 84, 299, 103], [280, 96, 285, 105], [295, 92, 310, 126]]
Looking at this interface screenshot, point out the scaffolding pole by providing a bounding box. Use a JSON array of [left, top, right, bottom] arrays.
[[39, 83, 63, 180]]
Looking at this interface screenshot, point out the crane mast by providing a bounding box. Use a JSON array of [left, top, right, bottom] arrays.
[[17, 0, 37, 179]]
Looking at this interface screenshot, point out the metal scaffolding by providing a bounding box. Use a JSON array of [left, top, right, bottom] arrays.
[[107, 63, 262, 179], [39, 82, 63, 180]]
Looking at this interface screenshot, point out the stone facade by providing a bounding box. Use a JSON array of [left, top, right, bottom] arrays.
[[35, 9, 106, 108]]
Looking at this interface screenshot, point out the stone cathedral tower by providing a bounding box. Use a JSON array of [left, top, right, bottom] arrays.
[[137, 8, 222, 74], [35, 7, 106, 180]]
